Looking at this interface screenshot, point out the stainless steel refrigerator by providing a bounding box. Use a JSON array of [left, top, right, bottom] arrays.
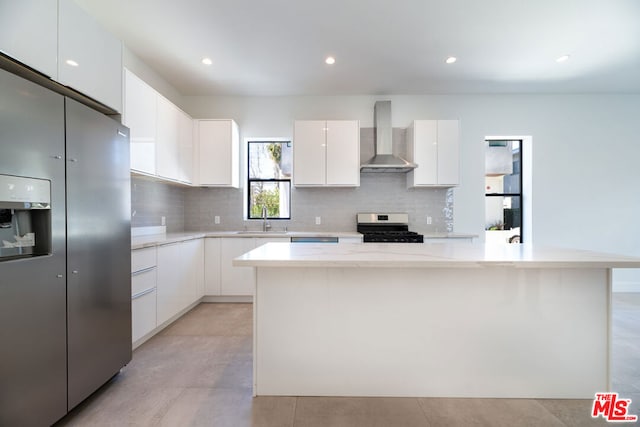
[[0, 66, 131, 426]]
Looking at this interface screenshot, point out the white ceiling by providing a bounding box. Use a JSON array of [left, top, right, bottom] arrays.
[[76, 0, 640, 96]]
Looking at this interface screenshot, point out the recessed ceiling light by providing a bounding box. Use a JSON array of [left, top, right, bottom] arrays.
[[202, 57, 213, 66], [325, 56, 336, 65], [556, 55, 570, 63], [445, 56, 457, 64], [65, 59, 79, 67]]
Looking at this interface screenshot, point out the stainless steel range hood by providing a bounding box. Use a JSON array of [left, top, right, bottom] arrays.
[[360, 101, 417, 173]]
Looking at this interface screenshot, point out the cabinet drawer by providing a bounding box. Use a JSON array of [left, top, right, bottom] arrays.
[[132, 247, 156, 272], [132, 288, 156, 343], [132, 268, 156, 296]]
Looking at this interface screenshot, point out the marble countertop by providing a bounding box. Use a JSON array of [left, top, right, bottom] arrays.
[[131, 231, 364, 250], [233, 242, 640, 269], [422, 232, 477, 239]]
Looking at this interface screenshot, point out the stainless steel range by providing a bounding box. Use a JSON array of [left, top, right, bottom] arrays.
[[357, 213, 424, 243]]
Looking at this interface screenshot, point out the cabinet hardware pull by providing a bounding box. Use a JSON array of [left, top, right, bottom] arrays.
[[131, 266, 156, 276], [131, 287, 155, 299]]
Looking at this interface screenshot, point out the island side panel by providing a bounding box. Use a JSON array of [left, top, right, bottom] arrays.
[[254, 266, 610, 398]]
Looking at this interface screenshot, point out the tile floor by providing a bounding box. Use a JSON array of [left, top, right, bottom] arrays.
[[56, 294, 640, 427]]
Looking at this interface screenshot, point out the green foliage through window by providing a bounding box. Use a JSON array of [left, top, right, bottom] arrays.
[[247, 141, 291, 219]]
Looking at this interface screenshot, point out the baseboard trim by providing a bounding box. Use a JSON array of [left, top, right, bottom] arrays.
[[201, 295, 253, 303]]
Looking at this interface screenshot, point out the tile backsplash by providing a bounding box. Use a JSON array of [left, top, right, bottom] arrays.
[[131, 177, 185, 232], [131, 128, 454, 233], [184, 174, 452, 233]]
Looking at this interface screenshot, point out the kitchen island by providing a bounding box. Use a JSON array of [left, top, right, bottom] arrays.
[[234, 242, 640, 399]]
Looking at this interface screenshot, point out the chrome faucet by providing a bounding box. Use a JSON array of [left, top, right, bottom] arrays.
[[261, 205, 271, 232]]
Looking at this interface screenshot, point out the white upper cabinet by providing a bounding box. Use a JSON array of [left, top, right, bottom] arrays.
[[123, 69, 157, 175], [58, 0, 122, 112], [293, 121, 326, 185], [406, 120, 460, 187], [156, 95, 181, 180], [178, 110, 194, 183], [326, 120, 360, 186], [293, 120, 359, 187], [124, 68, 193, 183], [0, 0, 58, 79], [196, 119, 239, 187]]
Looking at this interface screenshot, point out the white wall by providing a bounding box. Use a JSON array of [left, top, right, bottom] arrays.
[[183, 93, 640, 290]]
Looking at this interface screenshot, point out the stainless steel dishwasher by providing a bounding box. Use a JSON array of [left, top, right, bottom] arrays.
[[290, 236, 339, 243]]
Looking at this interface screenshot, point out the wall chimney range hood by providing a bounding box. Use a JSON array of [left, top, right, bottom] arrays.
[[360, 101, 417, 173]]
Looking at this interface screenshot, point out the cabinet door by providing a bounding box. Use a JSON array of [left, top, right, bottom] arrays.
[[0, 0, 58, 79], [131, 247, 156, 273], [157, 242, 195, 325], [436, 120, 459, 186], [293, 120, 326, 186], [197, 120, 239, 187], [187, 239, 205, 300], [124, 69, 157, 175], [58, 0, 122, 112], [326, 120, 359, 186], [338, 237, 363, 244], [178, 110, 194, 183], [204, 238, 222, 295], [132, 289, 156, 344], [131, 267, 157, 344], [156, 95, 180, 180], [220, 238, 255, 296], [412, 120, 438, 186]]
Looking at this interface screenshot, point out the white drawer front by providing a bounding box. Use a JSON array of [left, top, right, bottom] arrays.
[[132, 267, 156, 296], [132, 247, 156, 272], [132, 288, 156, 343]]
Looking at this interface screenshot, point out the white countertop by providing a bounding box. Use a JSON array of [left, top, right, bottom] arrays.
[[422, 232, 477, 239], [131, 231, 364, 250], [233, 242, 640, 269]]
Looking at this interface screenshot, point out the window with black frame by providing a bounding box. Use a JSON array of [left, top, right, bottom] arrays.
[[485, 139, 523, 243], [247, 140, 292, 219]]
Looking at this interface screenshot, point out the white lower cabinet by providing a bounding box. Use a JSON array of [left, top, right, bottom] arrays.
[[156, 239, 203, 325], [220, 238, 256, 296], [205, 238, 222, 295], [131, 247, 157, 345], [338, 236, 363, 244], [132, 287, 156, 343], [210, 237, 289, 296]]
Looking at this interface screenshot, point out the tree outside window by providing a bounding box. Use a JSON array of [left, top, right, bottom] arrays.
[[248, 141, 291, 219]]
